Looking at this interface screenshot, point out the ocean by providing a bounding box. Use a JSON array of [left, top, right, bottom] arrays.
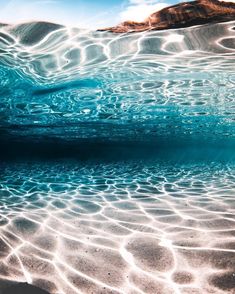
[[0, 20, 235, 293]]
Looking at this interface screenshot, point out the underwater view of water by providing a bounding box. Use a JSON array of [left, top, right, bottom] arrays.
[[0, 21, 235, 293]]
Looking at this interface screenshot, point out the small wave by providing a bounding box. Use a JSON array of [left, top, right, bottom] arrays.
[[0, 21, 234, 83]]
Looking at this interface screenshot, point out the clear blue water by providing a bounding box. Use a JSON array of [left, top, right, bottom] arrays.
[[0, 21, 235, 293]]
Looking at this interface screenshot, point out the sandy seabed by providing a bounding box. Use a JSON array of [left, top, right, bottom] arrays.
[[0, 161, 234, 294]]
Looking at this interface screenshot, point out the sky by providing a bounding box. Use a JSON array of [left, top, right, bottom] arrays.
[[0, 0, 180, 29]]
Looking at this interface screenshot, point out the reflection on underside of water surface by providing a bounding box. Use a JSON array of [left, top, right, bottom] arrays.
[[0, 21, 234, 143]]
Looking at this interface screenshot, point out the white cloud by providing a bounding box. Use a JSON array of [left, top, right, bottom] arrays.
[[0, 0, 170, 29], [120, 0, 168, 23]]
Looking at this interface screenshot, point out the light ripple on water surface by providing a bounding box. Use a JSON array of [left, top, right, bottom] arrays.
[[0, 21, 235, 142]]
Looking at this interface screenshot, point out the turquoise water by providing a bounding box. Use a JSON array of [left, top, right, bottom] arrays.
[[0, 21, 235, 293]]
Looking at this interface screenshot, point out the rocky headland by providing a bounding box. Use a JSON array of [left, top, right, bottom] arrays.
[[99, 0, 235, 33]]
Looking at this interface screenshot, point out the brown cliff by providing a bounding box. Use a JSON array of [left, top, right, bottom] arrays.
[[99, 0, 235, 33]]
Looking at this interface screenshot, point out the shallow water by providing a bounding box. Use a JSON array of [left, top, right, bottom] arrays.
[[0, 21, 235, 293]]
